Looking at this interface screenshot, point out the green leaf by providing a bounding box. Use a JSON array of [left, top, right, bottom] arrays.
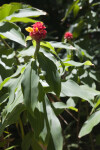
[[11, 65, 26, 77], [91, 2, 100, 7], [53, 102, 68, 115], [7, 75, 23, 104], [89, 71, 100, 82], [5, 146, 17, 150], [21, 61, 39, 113], [63, 60, 93, 67], [31, 138, 43, 150], [18, 46, 35, 57], [40, 41, 57, 55], [6, 7, 47, 20], [28, 88, 49, 145], [0, 90, 25, 136], [49, 41, 76, 50], [53, 101, 78, 115], [84, 60, 93, 66], [0, 77, 11, 90], [44, 96, 63, 150], [91, 96, 100, 113], [0, 46, 15, 81], [80, 85, 100, 96], [37, 52, 61, 96], [0, 3, 21, 21], [25, 36, 32, 41], [28, 101, 46, 143], [62, 0, 79, 22], [0, 93, 9, 103], [66, 97, 76, 108], [79, 110, 100, 138], [53, 102, 68, 110], [38, 83, 45, 102], [21, 132, 32, 150], [9, 17, 37, 23], [61, 80, 100, 105], [74, 44, 93, 59], [0, 22, 26, 46], [73, 4, 80, 18], [47, 136, 55, 150]]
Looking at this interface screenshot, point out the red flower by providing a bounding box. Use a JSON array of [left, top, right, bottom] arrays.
[[25, 22, 47, 42], [64, 32, 73, 40]]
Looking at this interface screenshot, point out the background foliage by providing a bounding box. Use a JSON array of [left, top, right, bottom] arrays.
[[0, 0, 100, 150]]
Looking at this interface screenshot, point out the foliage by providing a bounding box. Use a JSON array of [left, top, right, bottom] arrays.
[[0, 1, 100, 150]]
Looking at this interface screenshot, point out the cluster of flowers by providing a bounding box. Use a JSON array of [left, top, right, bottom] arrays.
[[26, 22, 73, 42], [25, 22, 47, 42]]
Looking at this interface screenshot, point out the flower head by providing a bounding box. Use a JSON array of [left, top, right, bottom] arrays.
[[64, 32, 73, 40], [25, 22, 47, 42]]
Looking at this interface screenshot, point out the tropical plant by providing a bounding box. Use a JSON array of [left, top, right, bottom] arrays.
[[0, 1, 100, 150]]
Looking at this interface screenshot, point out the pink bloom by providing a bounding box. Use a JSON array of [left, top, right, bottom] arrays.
[[64, 32, 73, 40], [25, 22, 47, 42]]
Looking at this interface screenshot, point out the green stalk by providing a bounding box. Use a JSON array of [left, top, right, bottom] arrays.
[[34, 41, 40, 59], [19, 118, 24, 139], [0, 36, 11, 49]]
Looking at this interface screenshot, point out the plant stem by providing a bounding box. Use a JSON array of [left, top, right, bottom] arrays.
[[19, 118, 24, 139], [0, 36, 11, 49], [59, 114, 68, 125], [65, 109, 78, 122], [86, 102, 94, 150], [77, 100, 81, 150], [14, 50, 20, 65], [34, 41, 40, 59], [90, 133, 94, 150]]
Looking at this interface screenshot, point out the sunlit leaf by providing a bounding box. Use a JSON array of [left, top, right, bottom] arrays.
[[49, 41, 76, 50], [37, 52, 61, 96], [0, 3, 21, 21], [0, 22, 26, 46], [79, 110, 100, 138], [6, 8, 47, 20], [61, 80, 100, 105]]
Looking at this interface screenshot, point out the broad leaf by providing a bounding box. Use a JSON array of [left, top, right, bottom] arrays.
[[40, 41, 57, 55], [6, 75, 23, 104], [21, 60, 39, 113], [0, 22, 26, 46], [79, 110, 100, 138], [6, 8, 47, 20], [0, 90, 25, 136], [0, 77, 11, 90], [0, 46, 15, 81], [37, 52, 61, 96], [0, 3, 21, 21], [28, 101, 48, 144], [22, 132, 42, 150], [63, 60, 93, 67], [18, 46, 35, 58], [61, 80, 100, 105], [49, 41, 76, 50], [44, 96, 63, 150], [10, 17, 37, 23]]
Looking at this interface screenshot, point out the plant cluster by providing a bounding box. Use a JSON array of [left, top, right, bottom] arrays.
[[0, 1, 100, 150]]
